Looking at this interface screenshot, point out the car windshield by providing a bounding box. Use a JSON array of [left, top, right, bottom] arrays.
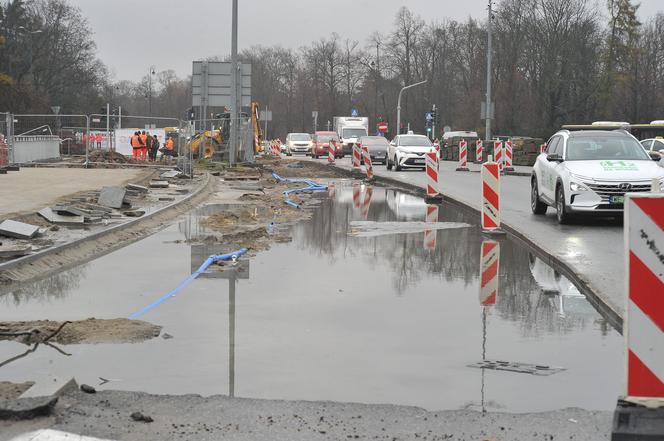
[[566, 135, 650, 161], [291, 134, 310, 142], [399, 136, 432, 147], [317, 135, 337, 142], [361, 137, 389, 147], [343, 128, 367, 138]]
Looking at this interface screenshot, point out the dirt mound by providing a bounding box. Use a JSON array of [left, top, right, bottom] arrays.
[[0, 382, 34, 400], [0, 318, 162, 345]]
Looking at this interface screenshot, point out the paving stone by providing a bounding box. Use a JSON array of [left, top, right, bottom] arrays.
[[0, 396, 58, 420], [126, 183, 149, 193], [38, 208, 85, 225], [97, 187, 126, 209], [20, 377, 77, 399], [0, 220, 39, 239], [149, 180, 169, 188], [53, 205, 87, 217], [160, 170, 181, 179], [0, 245, 32, 258]]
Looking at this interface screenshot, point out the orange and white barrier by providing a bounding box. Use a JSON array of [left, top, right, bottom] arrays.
[[624, 193, 664, 405], [493, 141, 503, 171], [479, 240, 499, 306], [433, 139, 441, 156], [456, 140, 469, 171], [327, 142, 335, 164], [361, 186, 373, 219], [540, 143, 547, 154], [423, 204, 438, 251], [476, 139, 483, 163], [481, 157, 502, 233], [272, 140, 281, 156], [352, 182, 361, 209], [425, 152, 441, 200], [504, 139, 514, 172], [352, 144, 362, 169], [362, 145, 374, 180]]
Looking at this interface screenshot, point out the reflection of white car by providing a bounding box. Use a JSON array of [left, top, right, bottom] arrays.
[[285, 133, 313, 156], [531, 130, 664, 223], [386, 133, 434, 171], [640, 138, 664, 165]]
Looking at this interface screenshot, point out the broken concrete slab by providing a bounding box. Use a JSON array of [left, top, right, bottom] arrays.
[[123, 210, 145, 218], [149, 180, 169, 188], [80, 203, 113, 213], [160, 170, 181, 179], [98, 186, 126, 209], [0, 220, 40, 239], [0, 245, 32, 258], [19, 377, 77, 399], [126, 183, 149, 193], [0, 396, 58, 420], [158, 197, 175, 201], [53, 205, 87, 217], [38, 208, 85, 225]]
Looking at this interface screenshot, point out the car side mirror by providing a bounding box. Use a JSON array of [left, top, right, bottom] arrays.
[[648, 151, 662, 161], [547, 154, 564, 162]]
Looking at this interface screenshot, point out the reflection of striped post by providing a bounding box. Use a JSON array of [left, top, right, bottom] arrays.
[[479, 240, 499, 306], [362, 145, 374, 180], [456, 140, 469, 171], [328, 182, 336, 199], [352, 144, 361, 169], [624, 193, 664, 404], [425, 152, 442, 201], [475, 139, 483, 163], [327, 142, 335, 163], [481, 158, 504, 234], [540, 143, 547, 154], [352, 182, 361, 209], [504, 139, 515, 172], [361, 186, 373, 219], [423, 204, 438, 251], [494, 141, 503, 171]]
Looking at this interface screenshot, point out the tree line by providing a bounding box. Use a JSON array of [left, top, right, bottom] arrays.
[[2, 0, 662, 140]]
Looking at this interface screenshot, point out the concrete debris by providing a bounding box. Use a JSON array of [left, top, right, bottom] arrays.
[[149, 180, 169, 188], [80, 203, 113, 213], [0, 245, 32, 258], [174, 188, 189, 194], [126, 183, 149, 193], [97, 186, 127, 209], [123, 210, 145, 218], [38, 207, 85, 225], [160, 170, 181, 179], [80, 384, 96, 394], [0, 396, 58, 420], [52, 205, 87, 217], [158, 197, 175, 201], [130, 411, 154, 423], [0, 220, 40, 239], [20, 377, 78, 399]]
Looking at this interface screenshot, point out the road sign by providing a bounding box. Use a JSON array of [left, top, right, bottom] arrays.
[[377, 121, 388, 133], [312, 111, 318, 118], [259, 110, 272, 121], [425, 112, 433, 122], [351, 108, 359, 117], [192, 61, 252, 107]]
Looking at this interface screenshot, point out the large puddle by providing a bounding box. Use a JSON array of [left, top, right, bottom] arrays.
[[0, 180, 622, 413]]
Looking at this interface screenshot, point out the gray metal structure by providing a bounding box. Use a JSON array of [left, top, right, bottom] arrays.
[[484, 0, 494, 141], [396, 80, 426, 135]]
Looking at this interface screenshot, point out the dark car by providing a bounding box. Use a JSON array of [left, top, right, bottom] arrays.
[[358, 136, 389, 164], [312, 131, 342, 159]]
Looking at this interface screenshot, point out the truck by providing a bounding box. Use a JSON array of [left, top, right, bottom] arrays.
[[333, 116, 369, 155]]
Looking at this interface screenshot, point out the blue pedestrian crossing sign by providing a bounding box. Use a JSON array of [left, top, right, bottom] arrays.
[[425, 112, 433, 122], [351, 108, 359, 117]]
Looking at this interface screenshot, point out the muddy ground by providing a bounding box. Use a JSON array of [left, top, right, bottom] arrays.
[[0, 382, 34, 401]]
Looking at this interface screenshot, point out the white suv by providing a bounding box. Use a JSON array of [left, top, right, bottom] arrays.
[[531, 130, 664, 223], [285, 133, 313, 156], [386, 134, 433, 171]]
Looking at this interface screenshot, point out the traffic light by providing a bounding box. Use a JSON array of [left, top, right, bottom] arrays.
[[187, 108, 196, 120], [431, 107, 438, 124]]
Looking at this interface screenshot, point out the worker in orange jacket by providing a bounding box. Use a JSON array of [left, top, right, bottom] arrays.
[[139, 131, 148, 161], [162, 137, 174, 164], [130, 131, 142, 159]]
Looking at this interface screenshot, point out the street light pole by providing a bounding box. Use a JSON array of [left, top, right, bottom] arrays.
[[484, 1, 494, 141], [396, 80, 427, 135], [148, 65, 156, 117], [229, 0, 239, 166]]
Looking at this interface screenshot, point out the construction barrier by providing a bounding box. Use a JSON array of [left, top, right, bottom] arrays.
[[352, 144, 361, 169], [327, 141, 335, 163], [540, 143, 547, 154], [272, 140, 281, 156], [479, 240, 499, 306], [481, 157, 502, 233], [433, 139, 441, 157], [425, 152, 442, 200], [362, 145, 374, 180], [475, 139, 483, 163], [504, 139, 515, 172], [361, 186, 373, 219], [494, 141, 504, 171], [423, 204, 438, 251], [352, 182, 361, 209], [456, 139, 469, 171]]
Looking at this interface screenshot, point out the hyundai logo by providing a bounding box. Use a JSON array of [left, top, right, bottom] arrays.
[[619, 183, 632, 191]]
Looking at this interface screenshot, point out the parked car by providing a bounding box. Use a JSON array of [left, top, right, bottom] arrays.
[[386, 133, 434, 171], [358, 135, 389, 164], [311, 131, 342, 158], [531, 129, 664, 223], [285, 133, 313, 156]]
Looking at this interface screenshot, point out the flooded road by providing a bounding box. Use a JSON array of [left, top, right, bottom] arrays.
[[0, 180, 622, 413]]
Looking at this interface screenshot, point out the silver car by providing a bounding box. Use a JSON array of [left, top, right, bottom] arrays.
[[358, 136, 389, 165], [386, 133, 433, 171], [285, 133, 313, 156]]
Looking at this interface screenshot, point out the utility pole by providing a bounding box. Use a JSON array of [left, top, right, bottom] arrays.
[[432, 104, 436, 140], [148, 65, 155, 117], [106, 103, 110, 150], [264, 105, 268, 140], [396, 80, 427, 136], [229, 0, 239, 166], [484, 0, 494, 141]]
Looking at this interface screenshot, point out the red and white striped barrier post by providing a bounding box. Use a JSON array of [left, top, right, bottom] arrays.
[[481, 155, 504, 235], [612, 192, 664, 438], [361, 186, 373, 219], [433, 139, 441, 161], [273, 140, 281, 157], [493, 141, 504, 171], [504, 139, 515, 172], [479, 240, 499, 306], [352, 144, 361, 170], [540, 143, 547, 154], [425, 152, 442, 202], [327, 141, 335, 164], [423, 204, 438, 251], [475, 139, 483, 163], [362, 145, 374, 180], [352, 182, 361, 209], [456, 139, 469, 172], [328, 182, 336, 199]]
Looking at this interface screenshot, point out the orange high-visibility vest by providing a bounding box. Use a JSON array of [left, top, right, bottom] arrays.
[[131, 135, 141, 148], [139, 134, 147, 147], [165, 138, 174, 150]]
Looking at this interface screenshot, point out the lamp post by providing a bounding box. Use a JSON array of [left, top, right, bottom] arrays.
[[370, 42, 380, 133], [396, 80, 427, 135], [484, 1, 494, 141], [148, 65, 156, 117]]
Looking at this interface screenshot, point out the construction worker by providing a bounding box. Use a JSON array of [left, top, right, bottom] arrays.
[[139, 131, 148, 161], [130, 131, 142, 159], [145, 132, 153, 161], [150, 134, 160, 162], [162, 136, 174, 164]]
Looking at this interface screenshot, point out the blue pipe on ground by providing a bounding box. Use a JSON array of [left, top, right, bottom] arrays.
[[272, 172, 328, 208], [128, 248, 248, 320]]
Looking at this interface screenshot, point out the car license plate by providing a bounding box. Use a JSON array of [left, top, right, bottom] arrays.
[[414, 159, 424, 164], [610, 195, 624, 204]]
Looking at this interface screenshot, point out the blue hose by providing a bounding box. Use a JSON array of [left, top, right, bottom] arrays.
[[128, 248, 248, 320], [272, 172, 328, 208]]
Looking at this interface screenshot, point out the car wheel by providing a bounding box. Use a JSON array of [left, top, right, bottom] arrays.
[[556, 184, 571, 224], [395, 158, 402, 171], [531, 177, 548, 215], [386, 156, 393, 170]]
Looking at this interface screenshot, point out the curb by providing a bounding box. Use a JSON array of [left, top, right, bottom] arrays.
[[0, 172, 212, 275], [329, 164, 623, 333]]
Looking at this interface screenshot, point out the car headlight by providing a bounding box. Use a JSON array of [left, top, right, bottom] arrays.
[[569, 180, 589, 192]]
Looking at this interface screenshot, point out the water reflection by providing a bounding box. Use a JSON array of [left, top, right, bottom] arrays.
[[0, 265, 87, 306]]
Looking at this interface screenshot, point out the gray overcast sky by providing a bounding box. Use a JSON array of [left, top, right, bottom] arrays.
[[69, 0, 664, 82]]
